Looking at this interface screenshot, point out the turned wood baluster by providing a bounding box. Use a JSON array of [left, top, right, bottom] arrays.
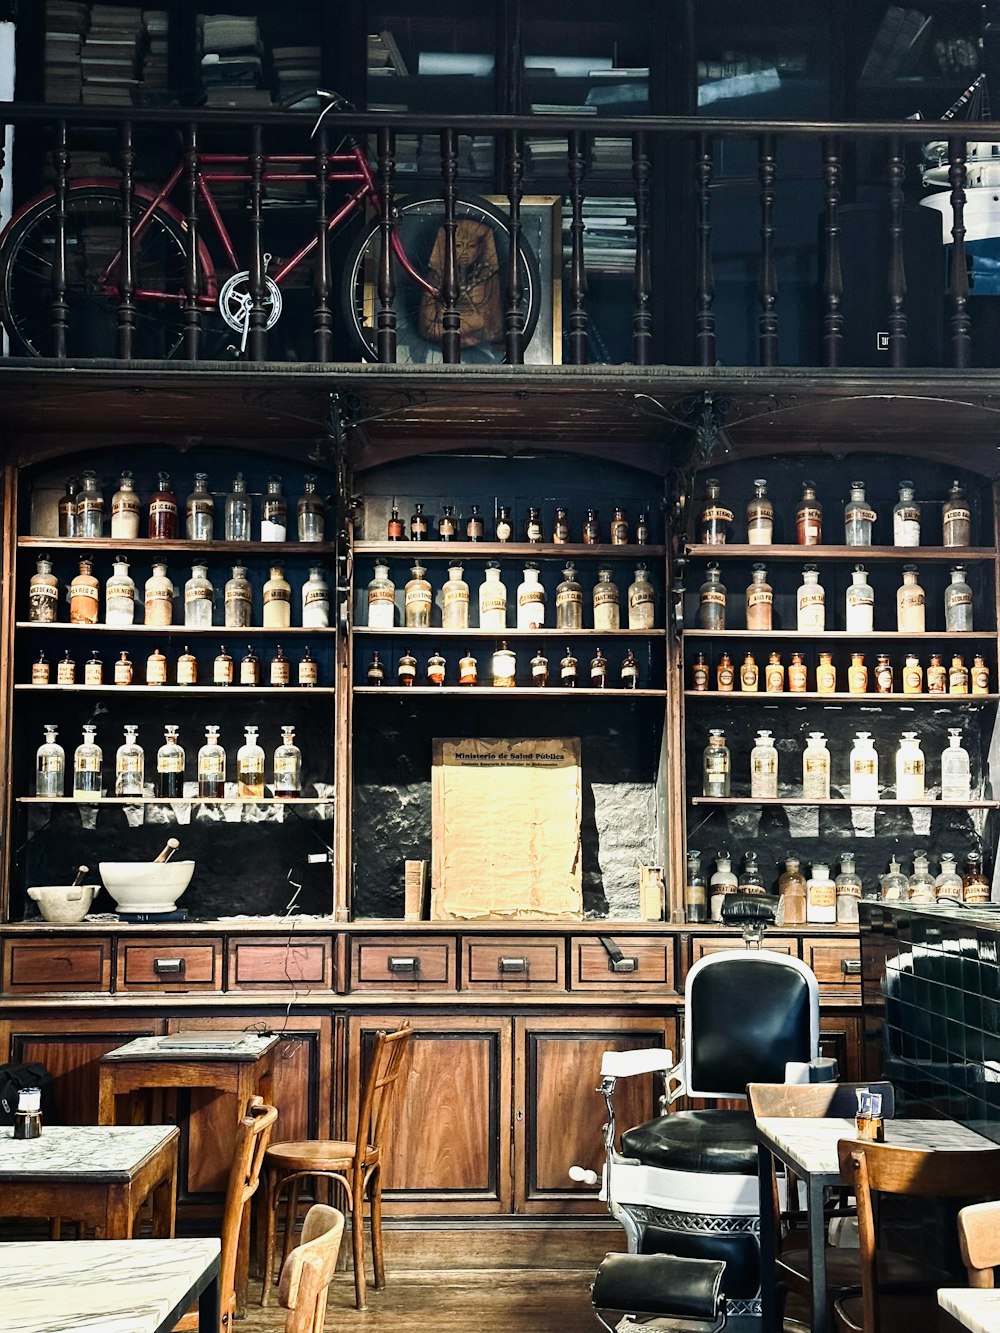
[[566, 130, 589, 365], [117, 120, 136, 360], [887, 134, 908, 367], [695, 133, 716, 368], [632, 131, 652, 366], [376, 125, 397, 363], [439, 127, 461, 363], [246, 122, 266, 360], [821, 135, 843, 367], [757, 133, 778, 366], [948, 135, 972, 368], [312, 118, 332, 362], [50, 119, 69, 358], [504, 128, 526, 364], [183, 123, 202, 361]]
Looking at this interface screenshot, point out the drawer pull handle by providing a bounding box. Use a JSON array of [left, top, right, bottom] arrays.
[[499, 957, 527, 974], [388, 956, 420, 973], [609, 956, 638, 974], [840, 958, 861, 976], [153, 958, 185, 976]]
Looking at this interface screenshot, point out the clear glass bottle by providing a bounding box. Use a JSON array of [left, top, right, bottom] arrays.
[[269, 643, 290, 687], [880, 857, 908, 902], [552, 506, 570, 544], [157, 725, 185, 798], [717, 651, 735, 692], [73, 724, 102, 799], [524, 506, 543, 543], [114, 649, 133, 686], [224, 565, 252, 628], [816, 651, 836, 694], [893, 480, 920, 547], [582, 507, 600, 545], [627, 564, 655, 629], [297, 476, 325, 543], [945, 564, 973, 632], [438, 504, 458, 541], [836, 853, 863, 923], [895, 731, 925, 801], [366, 651, 384, 686], [745, 563, 773, 631], [765, 651, 785, 693], [778, 857, 807, 925], [699, 478, 732, 545], [459, 650, 478, 685], [441, 564, 470, 629], [710, 850, 738, 921], [466, 504, 485, 542], [796, 480, 822, 545], [115, 724, 144, 798], [224, 472, 251, 542], [492, 640, 516, 688], [198, 725, 226, 798], [105, 556, 136, 626], [58, 476, 79, 537], [739, 851, 765, 893], [145, 645, 168, 686], [31, 650, 50, 686], [746, 478, 773, 545], [110, 470, 141, 540], [148, 471, 178, 540], [261, 476, 287, 542], [387, 501, 404, 542], [495, 504, 513, 543], [556, 563, 583, 630], [941, 728, 972, 801], [802, 731, 831, 800], [620, 648, 638, 689], [35, 724, 65, 798], [703, 728, 731, 797], [69, 557, 99, 625], [908, 851, 937, 904], [185, 472, 214, 541], [144, 561, 174, 627], [479, 562, 507, 631], [750, 729, 778, 798], [28, 555, 59, 623], [845, 480, 876, 546], [427, 649, 446, 686], [935, 852, 964, 900], [397, 648, 417, 686], [404, 562, 432, 629], [875, 653, 894, 693], [635, 512, 650, 545], [942, 480, 971, 548], [517, 563, 546, 630], [593, 567, 620, 632], [950, 653, 970, 694], [850, 731, 879, 801], [807, 861, 837, 923], [962, 850, 990, 904], [302, 566, 330, 628], [559, 646, 578, 687], [274, 726, 302, 799], [740, 651, 759, 692], [896, 565, 925, 632], [184, 563, 214, 627], [845, 564, 874, 634], [298, 646, 318, 688], [367, 562, 396, 629], [530, 647, 549, 687], [84, 649, 103, 686], [177, 645, 198, 686], [927, 652, 947, 694], [263, 564, 292, 630], [685, 849, 708, 923], [902, 653, 923, 695], [76, 469, 105, 538], [589, 646, 608, 688], [788, 651, 807, 693], [236, 725, 265, 798], [796, 565, 825, 632], [697, 563, 726, 631], [213, 644, 233, 687]]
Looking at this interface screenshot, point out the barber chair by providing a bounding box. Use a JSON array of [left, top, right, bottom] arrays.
[[593, 896, 822, 1330], [592, 1253, 726, 1332]]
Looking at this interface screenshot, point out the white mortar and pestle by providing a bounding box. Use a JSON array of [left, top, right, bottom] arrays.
[[28, 865, 100, 923], [99, 839, 195, 914]]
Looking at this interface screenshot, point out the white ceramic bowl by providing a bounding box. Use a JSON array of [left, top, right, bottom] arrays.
[[28, 884, 99, 923], [98, 861, 195, 914]]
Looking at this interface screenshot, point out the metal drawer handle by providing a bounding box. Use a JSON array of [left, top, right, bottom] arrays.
[[388, 956, 420, 973], [609, 956, 638, 974], [499, 957, 527, 974], [153, 958, 185, 976], [840, 958, 861, 976]]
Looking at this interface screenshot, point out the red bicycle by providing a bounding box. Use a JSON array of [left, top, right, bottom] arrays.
[[0, 92, 541, 361]]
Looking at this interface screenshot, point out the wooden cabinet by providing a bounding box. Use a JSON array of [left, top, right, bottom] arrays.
[[117, 936, 223, 992], [3, 937, 112, 992]]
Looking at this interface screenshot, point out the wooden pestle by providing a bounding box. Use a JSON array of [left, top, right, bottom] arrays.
[[153, 838, 180, 864], [70, 865, 89, 886]]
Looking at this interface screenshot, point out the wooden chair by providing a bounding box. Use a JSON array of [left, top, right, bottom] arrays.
[[174, 1094, 278, 1333], [833, 1139, 1000, 1333], [957, 1200, 1000, 1287], [261, 1022, 412, 1311], [277, 1204, 346, 1333]]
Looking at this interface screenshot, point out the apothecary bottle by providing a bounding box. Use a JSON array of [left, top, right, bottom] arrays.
[[902, 653, 923, 695], [441, 566, 471, 630], [936, 852, 963, 898], [740, 652, 758, 692], [148, 471, 178, 539], [895, 731, 925, 800], [690, 651, 709, 691], [177, 645, 198, 686], [302, 566, 330, 628], [84, 649, 103, 686], [105, 556, 136, 626], [466, 505, 485, 542], [582, 507, 600, 545], [263, 564, 292, 630], [274, 726, 302, 799], [745, 564, 772, 631], [115, 724, 144, 798], [524, 506, 543, 543], [530, 647, 549, 687], [552, 506, 569, 544], [942, 480, 971, 547], [896, 565, 925, 632], [739, 851, 765, 893], [366, 562, 396, 629], [213, 645, 233, 686], [816, 651, 836, 694], [589, 647, 608, 688], [236, 725, 265, 799], [927, 653, 947, 693], [224, 473, 251, 542], [627, 564, 655, 629], [517, 563, 546, 630], [224, 565, 252, 628], [778, 857, 807, 925], [844, 480, 875, 546], [69, 558, 99, 625], [298, 647, 318, 687], [261, 477, 288, 542], [297, 476, 325, 542], [438, 505, 457, 541], [560, 647, 578, 687], [495, 505, 513, 542], [157, 725, 185, 798], [387, 502, 404, 541], [765, 651, 784, 693], [848, 652, 868, 694], [796, 565, 825, 632], [941, 728, 971, 801], [145, 645, 168, 686], [28, 555, 59, 623], [796, 481, 822, 545], [880, 857, 908, 902], [710, 851, 738, 921], [893, 480, 920, 546], [76, 469, 104, 538], [635, 511, 650, 545], [807, 862, 837, 923], [397, 649, 417, 686], [685, 850, 708, 923], [73, 724, 102, 799], [717, 651, 735, 691], [556, 563, 583, 630], [697, 563, 726, 630], [404, 563, 432, 629], [620, 648, 638, 689], [750, 729, 778, 798], [700, 478, 732, 545], [845, 565, 874, 634], [492, 640, 516, 687], [836, 854, 863, 923], [972, 654, 990, 694], [788, 651, 807, 692], [114, 649, 133, 686], [950, 653, 970, 694], [427, 649, 446, 686], [366, 651, 384, 686], [703, 729, 730, 797], [58, 477, 79, 537], [269, 643, 290, 687], [909, 852, 937, 905], [850, 731, 879, 801], [944, 564, 973, 632], [592, 567, 620, 632], [185, 563, 214, 627], [110, 470, 140, 540], [802, 731, 831, 800], [198, 725, 226, 797], [479, 563, 507, 631], [31, 651, 50, 685], [144, 562, 174, 627], [459, 651, 477, 685], [610, 506, 629, 545], [185, 473, 214, 541], [875, 653, 894, 693], [746, 478, 773, 544], [35, 724, 65, 798], [962, 851, 990, 904]]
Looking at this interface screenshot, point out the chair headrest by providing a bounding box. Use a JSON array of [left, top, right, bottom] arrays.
[[720, 894, 779, 927]]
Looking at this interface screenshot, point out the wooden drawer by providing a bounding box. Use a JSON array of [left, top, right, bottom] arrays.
[[4, 939, 112, 993], [803, 937, 862, 996], [228, 937, 334, 990], [117, 936, 223, 991], [462, 937, 565, 991], [351, 936, 457, 991], [690, 935, 798, 963], [570, 935, 676, 992]]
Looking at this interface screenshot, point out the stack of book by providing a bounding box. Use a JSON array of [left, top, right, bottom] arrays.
[[367, 30, 408, 78], [199, 12, 270, 108], [44, 0, 87, 103], [140, 10, 169, 99], [590, 137, 634, 174], [860, 6, 931, 80], [81, 4, 143, 105], [562, 196, 636, 275], [272, 45, 321, 108]]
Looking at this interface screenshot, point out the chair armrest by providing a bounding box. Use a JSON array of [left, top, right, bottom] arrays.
[[600, 1048, 674, 1079]]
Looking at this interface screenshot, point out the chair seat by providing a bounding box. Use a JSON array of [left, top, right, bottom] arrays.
[[834, 1288, 941, 1333], [621, 1109, 758, 1175], [779, 1244, 949, 1298], [265, 1141, 375, 1172]]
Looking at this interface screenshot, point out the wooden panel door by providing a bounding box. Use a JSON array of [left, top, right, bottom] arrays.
[[820, 1011, 863, 1084], [513, 1013, 677, 1216]]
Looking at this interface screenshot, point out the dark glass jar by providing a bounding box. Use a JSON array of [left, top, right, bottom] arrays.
[[148, 471, 178, 539]]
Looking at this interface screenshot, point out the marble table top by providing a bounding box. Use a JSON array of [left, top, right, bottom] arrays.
[[0, 1237, 220, 1332], [939, 1287, 1000, 1333], [102, 1032, 279, 1063], [756, 1116, 995, 1179], [0, 1124, 177, 1179]]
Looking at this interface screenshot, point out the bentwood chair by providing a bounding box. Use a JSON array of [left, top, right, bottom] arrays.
[[261, 1022, 412, 1311], [277, 1204, 346, 1333], [957, 1200, 1000, 1286]]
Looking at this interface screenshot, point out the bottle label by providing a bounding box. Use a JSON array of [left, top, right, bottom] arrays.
[[561, 664, 577, 681], [77, 753, 100, 772], [805, 755, 828, 774], [853, 758, 876, 775], [149, 499, 178, 518], [146, 586, 172, 603], [398, 663, 416, 680], [876, 668, 893, 692], [481, 593, 507, 616], [38, 754, 62, 773], [264, 586, 291, 604], [799, 589, 824, 608], [113, 495, 141, 516], [847, 506, 877, 524], [239, 662, 258, 686], [214, 660, 233, 685], [817, 668, 836, 691], [972, 667, 990, 692], [557, 589, 583, 608], [31, 663, 50, 685], [945, 507, 971, 525], [176, 658, 196, 685], [705, 753, 728, 775], [702, 506, 734, 524], [700, 589, 726, 606], [950, 669, 969, 692], [621, 663, 638, 682], [274, 755, 297, 777], [493, 655, 516, 681], [927, 667, 947, 693], [106, 579, 134, 602], [271, 662, 291, 685], [84, 663, 102, 685], [404, 589, 431, 608], [159, 754, 183, 773], [903, 667, 922, 691], [200, 756, 224, 779], [965, 880, 990, 904], [593, 586, 619, 606], [78, 498, 103, 516], [57, 663, 76, 684], [797, 508, 822, 538], [809, 882, 836, 907], [740, 666, 758, 689], [114, 662, 133, 685], [118, 753, 142, 774], [788, 667, 807, 690], [692, 665, 709, 690], [186, 585, 211, 603], [899, 589, 924, 608], [748, 501, 774, 524], [900, 759, 924, 776], [948, 591, 973, 607], [532, 661, 548, 679], [610, 521, 628, 543], [70, 581, 98, 602], [765, 666, 784, 691], [443, 588, 469, 606], [717, 666, 735, 689], [519, 590, 545, 608], [147, 659, 167, 684], [748, 588, 773, 607], [846, 588, 873, 608], [299, 662, 318, 686]]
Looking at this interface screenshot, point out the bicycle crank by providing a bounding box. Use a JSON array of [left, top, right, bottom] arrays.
[[219, 262, 283, 354]]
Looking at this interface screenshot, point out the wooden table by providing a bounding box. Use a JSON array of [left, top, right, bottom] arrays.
[[756, 1116, 997, 1333], [0, 1237, 220, 1332], [0, 1124, 178, 1239], [939, 1288, 1000, 1332]]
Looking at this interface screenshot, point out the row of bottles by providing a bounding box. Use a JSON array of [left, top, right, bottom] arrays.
[[29, 557, 331, 629], [367, 561, 656, 631], [696, 562, 976, 633], [53, 470, 326, 543], [32, 643, 319, 688], [704, 727, 973, 803], [365, 644, 644, 689], [697, 476, 972, 547], [385, 500, 653, 546], [690, 648, 989, 696], [36, 723, 305, 800]]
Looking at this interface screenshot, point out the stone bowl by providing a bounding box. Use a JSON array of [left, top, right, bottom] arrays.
[[28, 883, 99, 923], [98, 861, 195, 914]]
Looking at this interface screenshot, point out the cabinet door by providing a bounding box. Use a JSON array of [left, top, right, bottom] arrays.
[[513, 1013, 676, 1216], [820, 1011, 863, 1084]]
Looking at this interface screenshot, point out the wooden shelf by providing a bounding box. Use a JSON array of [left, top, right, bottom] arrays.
[[355, 541, 665, 558], [683, 691, 999, 703], [683, 629, 996, 640], [685, 544, 994, 562], [18, 538, 336, 555], [16, 796, 331, 806], [352, 626, 665, 638], [15, 623, 331, 635], [689, 796, 997, 808], [13, 685, 335, 695], [353, 686, 665, 696]]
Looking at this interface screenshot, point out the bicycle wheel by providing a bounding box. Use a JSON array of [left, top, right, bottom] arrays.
[[0, 185, 196, 358], [341, 195, 542, 364]]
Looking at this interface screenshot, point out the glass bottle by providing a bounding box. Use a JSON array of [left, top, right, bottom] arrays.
[[177, 645, 198, 686], [524, 506, 543, 543], [627, 564, 655, 629], [404, 563, 432, 629], [697, 563, 726, 630], [367, 562, 396, 629], [896, 565, 925, 632], [263, 564, 292, 629], [427, 650, 446, 686], [239, 645, 259, 687], [224, 565, 252, 628], [104, 556, 136, 626], [927, 652, 947, 693], [397, 649, 417, 687], [935, 853, 964, 900], [184, 563, 214, 627], [236, 725, 265, 798], [745, 563, 773, 631], [438, 504, 458, 541], [530, 647, 549, 687], [157, 725, 185, 798], [635, 512, 650, 546], [582, 507, 600, 545], [185, 472, 214, 541], [559, 646, 578, 687], [972, 653, 991, 694], [69, 558, 99, 625], [589, 647, 608, 688], [145, 645, 168, 686], [710, 851, 738, 922], [402, 500, 426, 541], [778, 857, 807, 925], [297, 476, 325, 543], [224, 473, 251, 542], [35, 724, 65, 798], [441, 564, 470, 629], [260, 476, 288, 542], [492, 640, 516, 687], [620, 648, 638, 689], [893, 480, 920, 547], [942, 480, 971, 548], [950, 653, 970, 694], [848, 652, 868, 694], [144, 562, 174, 627], [115, 724, 145, 798], [690, 651, 709, 691], [76, 469, 105, 538], [593, 567, 620, 632], [941, 728, 972, 802], [962, 850, 990, 904], [517, 563, 546, 630], [802, 731, 831, 800], [746, 478, 773, 545], [699, 478, 732, 545], [466, 505, 485, 542], [717, 651, 735, 692], [765, 651, 784, 693], [269, 644, 290, 687], [902, 653, 923, 695], [148, 471, 178, 540], [850, 731, 879, 802], [73, 724, 102, 799], [387, 501, 404, 541], [552, 506, 570, 544], [740, 651, 758, 692], [459, 651, 478, 685], [302, 566, 330, 628], [895, 731, 925, 801], [213, 644, 233, 686], [298, 646, 318, 688], [366, 651, 384, 686], [110, 470, 141, 540], [495, 504, 513, 543], [880, 857, 908, 903], [796, 565, 825, 632], [113, 649, 133, 686], [836, 854, 863, 923], [807, 862, 837, 923], [58, 476, 79, 537], [556, 563, 583, 630], [845, 565, 874, 634], [84, 649, 103, 686], [816, 651, 836, 694], [788, 651, 807, 693], [739, 851, 765, 893], [479, 562, 507, 631], [274, 726, 302, 799], [28, 555, 59, 623], [796, 481, 822, 545], [908, 851, 937, 905], [875, 653, 894, 693], [945, 564, 973, 632], [610, 505, 629, 545], [844, 480, 876, 546], [703, 729, 731, 797], [684, 850, 708, 923], [198, 725, 226, 798], [31, 650, 50, 686], [750, 729, 778, 798]]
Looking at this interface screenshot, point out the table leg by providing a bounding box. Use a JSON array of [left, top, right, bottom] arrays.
[[758, 1144, 778, 1333], [151, 1151, 178, 1239], [198, 1269, 220, 1333], [808, 1175, 828, 1333], [98, 1069, 117, 1126]]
